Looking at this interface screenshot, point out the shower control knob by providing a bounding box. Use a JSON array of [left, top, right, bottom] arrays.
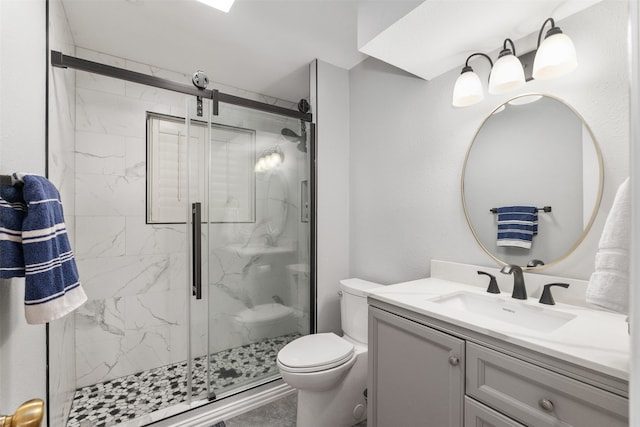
[[448, 355, 460, 366]]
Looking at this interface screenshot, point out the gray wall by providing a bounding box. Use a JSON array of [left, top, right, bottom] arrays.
[[313, 60, 351, 334], [349, 0, 630, 283], [0, 0, 47, 418]]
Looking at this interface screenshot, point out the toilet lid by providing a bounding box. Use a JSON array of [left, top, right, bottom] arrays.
[[278, 333, 354, 372]]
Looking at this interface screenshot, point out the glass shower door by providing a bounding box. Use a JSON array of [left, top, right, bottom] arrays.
[[186, 97, 312, 401]]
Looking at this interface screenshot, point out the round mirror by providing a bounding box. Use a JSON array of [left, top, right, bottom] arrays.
[[462, 94, 603, 269]]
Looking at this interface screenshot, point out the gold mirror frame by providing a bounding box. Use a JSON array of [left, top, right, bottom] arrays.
[[461, 93, 604, 270]]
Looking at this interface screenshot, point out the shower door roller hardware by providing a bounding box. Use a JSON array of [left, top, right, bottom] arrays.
[[196, 96, 203, 117], [192, 70, 209, 89], [191, 70, 208, 117], [448, 355, 460, 366], [192, 202, 202, 300]]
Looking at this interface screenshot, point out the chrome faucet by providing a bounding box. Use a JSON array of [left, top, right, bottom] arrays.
[[500, 264, 527, 300]]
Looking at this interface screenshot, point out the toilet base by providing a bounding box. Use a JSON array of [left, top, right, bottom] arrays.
[[295, 352, 367, 427]]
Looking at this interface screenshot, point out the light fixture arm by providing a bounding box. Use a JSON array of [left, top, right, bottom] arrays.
[[537, 17, 556, 47], [502, 38, 517, 56], [463, 52, 493, 71]]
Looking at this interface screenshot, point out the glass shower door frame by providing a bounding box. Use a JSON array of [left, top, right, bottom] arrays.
[[186, 96, 316, 404], [186, 97, 213, 403]]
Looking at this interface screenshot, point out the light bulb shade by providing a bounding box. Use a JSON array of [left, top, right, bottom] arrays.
[[452, 70, 484, 107], [488, 54, 525, 94], [532, 32, 577, 79]]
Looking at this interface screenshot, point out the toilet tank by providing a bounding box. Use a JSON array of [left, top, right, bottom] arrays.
[[339, 278, 381, 343]]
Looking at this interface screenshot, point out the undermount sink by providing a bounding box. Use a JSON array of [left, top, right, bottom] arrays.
[[430, 291, 576, 333]]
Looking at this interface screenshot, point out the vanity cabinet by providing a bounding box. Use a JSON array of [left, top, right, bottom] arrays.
[[464, 397, 525, 427], [368, 304, 629, 427], [368, 307, 465, 427], [467, 342, 628, 427]]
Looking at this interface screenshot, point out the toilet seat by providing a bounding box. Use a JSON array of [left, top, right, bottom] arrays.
[[278, 333, 354, 373]]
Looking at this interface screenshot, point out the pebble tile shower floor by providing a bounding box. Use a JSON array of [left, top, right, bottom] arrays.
[[66, 333, 300, 427]]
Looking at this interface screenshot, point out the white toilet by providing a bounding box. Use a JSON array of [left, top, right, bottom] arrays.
[[277, 278, 380, 427]]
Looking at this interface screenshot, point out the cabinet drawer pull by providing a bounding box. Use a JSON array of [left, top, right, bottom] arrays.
[[448, 355, 460, 366], [539, 398, 554, 412]]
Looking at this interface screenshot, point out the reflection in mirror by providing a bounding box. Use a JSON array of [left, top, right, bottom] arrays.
[[462, 94, 603, 269]]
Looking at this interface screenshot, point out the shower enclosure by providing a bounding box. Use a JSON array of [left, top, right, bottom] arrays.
[[182, 97, 313, 402], [50, 52, 314, 426]]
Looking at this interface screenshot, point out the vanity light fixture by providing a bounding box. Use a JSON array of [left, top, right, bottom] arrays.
[[532, 18, 577, 79], [452, 17, 577, 108], [195, 0, 235, 13], [452, 53, 493, 107], [488, 39, 525, 94]]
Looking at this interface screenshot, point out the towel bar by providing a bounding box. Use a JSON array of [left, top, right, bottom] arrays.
[[490, 206, 551, 213]]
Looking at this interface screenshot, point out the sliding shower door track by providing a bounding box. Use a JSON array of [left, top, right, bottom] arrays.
[[50, 51, 312, 122]]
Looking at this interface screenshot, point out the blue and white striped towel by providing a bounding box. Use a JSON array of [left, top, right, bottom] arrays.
[[0, 173, 87, 324], [496, 206, 538, 249], [0, 178, 26, 277]]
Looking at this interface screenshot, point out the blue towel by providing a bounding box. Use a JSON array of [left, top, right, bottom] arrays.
[[0, 173, 87, 324], [496, 206, 538, 249], [0, 180, 26, 277]]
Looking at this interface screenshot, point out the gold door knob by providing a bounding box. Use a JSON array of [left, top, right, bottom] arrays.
[[0, 399, 44, 427]]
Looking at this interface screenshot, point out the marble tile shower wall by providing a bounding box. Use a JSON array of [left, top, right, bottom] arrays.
[[72, 47, 304, 388]]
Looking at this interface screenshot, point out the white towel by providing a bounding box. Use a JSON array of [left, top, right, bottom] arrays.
[[586, 177, 630, 314]]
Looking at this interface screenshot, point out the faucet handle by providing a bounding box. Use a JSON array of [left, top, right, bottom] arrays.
[[477, 271, 500, 294], [527, 259, 545, 268], [539, 283, 570, 305]]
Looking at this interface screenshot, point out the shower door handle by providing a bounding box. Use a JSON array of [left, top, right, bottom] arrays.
[[192, 202, 202, 300]]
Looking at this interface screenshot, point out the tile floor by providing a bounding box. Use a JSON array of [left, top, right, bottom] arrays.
[[223, 393, 368, 427], [66, 333, 300, 427]]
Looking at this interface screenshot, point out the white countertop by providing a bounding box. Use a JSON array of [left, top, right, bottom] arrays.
[[367, 277, 630, 381]]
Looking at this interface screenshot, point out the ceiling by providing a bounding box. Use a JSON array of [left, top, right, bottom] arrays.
[[61, 0, 372, 103], [360, 0, 602, 81], [61, 0, 602, 104]]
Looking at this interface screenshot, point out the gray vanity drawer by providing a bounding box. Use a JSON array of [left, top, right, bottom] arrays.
[[465, 397, 524, 427], [466, 342, 628, 427]]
